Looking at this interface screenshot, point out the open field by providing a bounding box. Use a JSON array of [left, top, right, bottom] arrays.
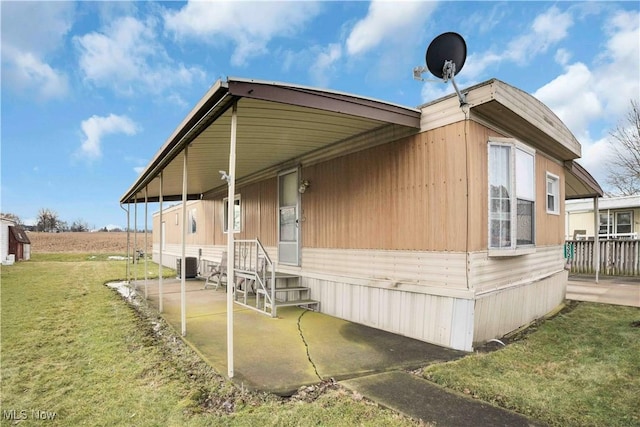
[[27, 231, 152, 254]]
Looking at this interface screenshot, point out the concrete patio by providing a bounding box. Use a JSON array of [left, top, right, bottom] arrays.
[[131, 278, 466, 396]]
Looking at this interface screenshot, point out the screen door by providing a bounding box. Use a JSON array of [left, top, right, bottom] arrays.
[[278, 169, 300, 265]]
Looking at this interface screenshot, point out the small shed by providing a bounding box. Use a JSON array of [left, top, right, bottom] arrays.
[[1, 217, 31, 264]]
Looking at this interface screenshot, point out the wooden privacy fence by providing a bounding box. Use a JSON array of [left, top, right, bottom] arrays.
[[566, 239, 640, 276]]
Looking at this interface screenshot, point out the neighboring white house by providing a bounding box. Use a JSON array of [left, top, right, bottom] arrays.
[[566, 195, 640, 240]]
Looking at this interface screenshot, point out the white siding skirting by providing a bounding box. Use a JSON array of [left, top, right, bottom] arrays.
[[469, 245, 565, 293], [304, 276, 474, 351], [152, 245, 567, 352], [473, 269, 567, 344], [301, 248, 469, 290]]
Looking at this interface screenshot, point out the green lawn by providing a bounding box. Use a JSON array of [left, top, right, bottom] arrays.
[[3, 255, 638, 426], [0, 254, 414, 426], [423, 302, 640, 426]]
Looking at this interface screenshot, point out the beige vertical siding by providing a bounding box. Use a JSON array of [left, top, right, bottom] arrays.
[[301, 120, 502, 252], [536, 154, 566, 246]]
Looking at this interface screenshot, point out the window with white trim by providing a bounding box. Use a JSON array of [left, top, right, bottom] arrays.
[[489, 139, 536, 252], [615, 211, 632, 235], [223, 195, 241, 233], [599, 213, 613, 236], [546, 172, 560, 215]]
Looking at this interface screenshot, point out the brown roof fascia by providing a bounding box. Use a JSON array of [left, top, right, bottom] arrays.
[[135, 194, 202, 204], [121, 77, 422, 204], [120, 81, 233, 203], [227, 79, 421, 128]]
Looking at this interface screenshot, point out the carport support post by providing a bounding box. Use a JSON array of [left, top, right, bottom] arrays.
[[134, 197, 138, 285], [144, 186, 148, 299], [594, 196, 600, 283], [126, 203, 130, 283], [181, 146, 188, 336], [159, 172, 164, 313], [226, 100, 238, 379]]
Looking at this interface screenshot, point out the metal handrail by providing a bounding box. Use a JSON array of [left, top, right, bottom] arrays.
[[234, 239, 276, 315]]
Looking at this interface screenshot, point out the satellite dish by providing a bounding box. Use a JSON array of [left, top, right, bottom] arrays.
[[413, 32, 468, 107], [426, 32, 466, 80]]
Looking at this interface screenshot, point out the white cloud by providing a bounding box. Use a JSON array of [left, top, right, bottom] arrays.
[[575, 136, 614, 188], [461, 4, 507, 35], [309, 44, 343, 87], [534, 62, 603, 139], [505, 6, 573, 64], [163, 1, 322, 67], [1, 1, 73, 100], [4, 51, 69, 99], [592, 11, 640, 116], [462, 5, 573, 80], [534, 10, 639, 190], [75, 16, 205, 96], [535, 10, 639, 137], [420, 79, 459, 105], [462, 52, 503, 81], [346, 0, 437, 56], [554, 48, 572, 66], [76, 114, 140, 161]]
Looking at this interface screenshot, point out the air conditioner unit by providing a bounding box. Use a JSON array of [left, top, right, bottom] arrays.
[[176, 257, 197, 279]]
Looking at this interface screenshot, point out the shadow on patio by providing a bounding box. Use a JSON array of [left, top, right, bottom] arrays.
[[132, 278, 466, 396]]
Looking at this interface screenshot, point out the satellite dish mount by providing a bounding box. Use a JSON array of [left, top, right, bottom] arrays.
[[414, 32, 468, 107]]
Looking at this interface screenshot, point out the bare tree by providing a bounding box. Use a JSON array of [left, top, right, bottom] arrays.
[[70, 219, 89, 232], [606, 100, 640, 196], [36, 208, 60, 232], [1, 212, 22, 225]]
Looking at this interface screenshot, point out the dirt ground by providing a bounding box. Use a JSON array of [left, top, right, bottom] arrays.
[[27, 232, 153, 254]]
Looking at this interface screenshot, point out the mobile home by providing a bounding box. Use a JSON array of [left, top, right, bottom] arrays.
[[122, 77, 602, 351]]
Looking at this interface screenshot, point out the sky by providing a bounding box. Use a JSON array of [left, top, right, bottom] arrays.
[[1, 1, 639, 230]]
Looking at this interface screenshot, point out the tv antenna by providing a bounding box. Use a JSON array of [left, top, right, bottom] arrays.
[[413, 32, 468, 106]]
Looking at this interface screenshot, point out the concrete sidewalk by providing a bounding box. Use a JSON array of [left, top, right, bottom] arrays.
[[567, 275, 640, 307], [342, 371, 544, 427], [131, 278, 545, 426]]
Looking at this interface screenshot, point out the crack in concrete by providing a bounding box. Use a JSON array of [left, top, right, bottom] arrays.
[[297, 310, 323, 380]]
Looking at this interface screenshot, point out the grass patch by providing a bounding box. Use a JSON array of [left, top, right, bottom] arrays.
[[423, 302, 640, 426], [1, 256, 417, 426]]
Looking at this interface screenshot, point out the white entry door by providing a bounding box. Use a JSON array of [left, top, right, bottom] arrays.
[[278, 169, 300, 265]]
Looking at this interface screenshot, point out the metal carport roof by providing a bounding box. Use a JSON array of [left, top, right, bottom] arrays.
[[120, 77, 422, 204]]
